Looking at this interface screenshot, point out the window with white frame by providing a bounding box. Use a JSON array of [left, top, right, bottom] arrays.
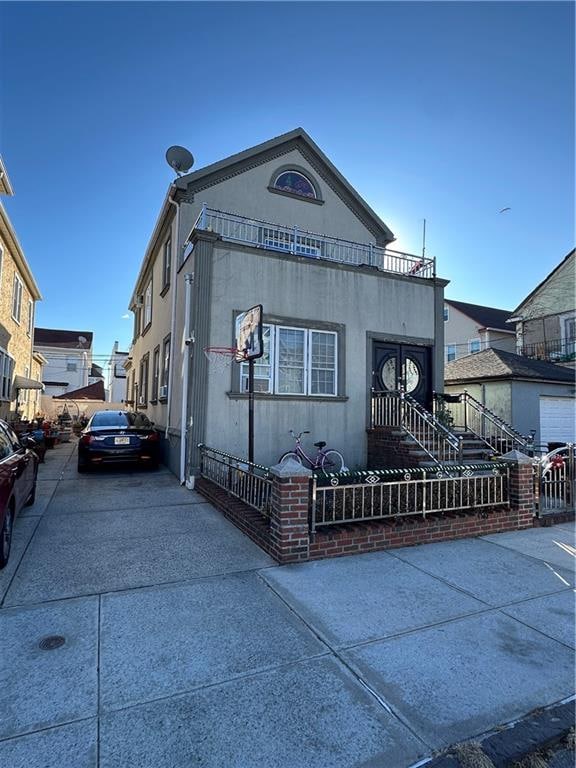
[[161, 336, 170, 394], [240, 324, 337, 396], [162, 238, 171, 290], [0, 349, 14, 400], [27, 300, 33, 337], [446, 345, 457, 362], [468, 338, 481, 354], [443, 305, 449, 322], [563, 316, 575, 356], [144, 280, 152, 328], [152, 346, 160, 401], [12, 274, 23, 323]]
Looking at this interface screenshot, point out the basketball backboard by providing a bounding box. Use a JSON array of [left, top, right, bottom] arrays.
[[235, 304, 263, 362]]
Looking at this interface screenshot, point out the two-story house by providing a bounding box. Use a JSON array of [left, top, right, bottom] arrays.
[[0, 156, 43, 422], [510, 249, 575, 366], [34, 328, 93, 397], [443, 300, 516, 363], [127, 128, 448, 482]]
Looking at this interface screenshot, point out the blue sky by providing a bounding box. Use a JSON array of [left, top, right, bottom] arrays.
[[1, 1, 574, 367]]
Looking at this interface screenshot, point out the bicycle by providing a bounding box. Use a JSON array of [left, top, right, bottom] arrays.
[[279, 430, 347, 473]]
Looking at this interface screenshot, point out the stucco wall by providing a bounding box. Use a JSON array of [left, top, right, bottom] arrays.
[[511, 380, 575, 447], [203, 243, 439, 469]]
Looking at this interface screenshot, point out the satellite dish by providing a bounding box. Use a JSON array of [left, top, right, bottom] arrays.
[[165, 146, 194, 176]]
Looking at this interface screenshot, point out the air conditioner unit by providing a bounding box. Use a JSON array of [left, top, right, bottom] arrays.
[[159, 385, 168, 399], [138, 396, 146, 405]]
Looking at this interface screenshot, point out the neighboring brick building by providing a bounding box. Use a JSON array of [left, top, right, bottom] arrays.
[[0, 156, 43, 422]]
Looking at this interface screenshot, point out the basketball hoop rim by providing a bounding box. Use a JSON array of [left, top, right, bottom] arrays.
[[203, 346, 247, 363]]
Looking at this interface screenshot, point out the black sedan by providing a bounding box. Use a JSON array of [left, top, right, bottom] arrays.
[[78, 411, 160, 472], [0, 420, 39, 569]]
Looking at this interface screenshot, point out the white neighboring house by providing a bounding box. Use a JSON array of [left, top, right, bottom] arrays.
[[443, 300, 516, 363], [107, 341, 128, 403], [34, 328, 93, 397]]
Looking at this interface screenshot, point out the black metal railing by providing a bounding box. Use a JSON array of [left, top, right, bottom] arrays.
[[198, 444, 272, 517]]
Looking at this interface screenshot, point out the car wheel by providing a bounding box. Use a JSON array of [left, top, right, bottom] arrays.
[[0, 504, 14, 569]]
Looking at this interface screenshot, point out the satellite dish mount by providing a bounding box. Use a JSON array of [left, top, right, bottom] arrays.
[[165, 146, 194, 177]]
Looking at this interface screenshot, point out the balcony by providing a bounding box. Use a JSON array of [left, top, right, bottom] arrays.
[[520, 338, 576, 363], [192, 206, 436, 279]]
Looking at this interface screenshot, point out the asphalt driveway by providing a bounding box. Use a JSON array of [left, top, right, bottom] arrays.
[[0, 440, 574, 767]]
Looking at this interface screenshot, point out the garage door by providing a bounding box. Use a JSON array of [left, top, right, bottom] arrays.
[[539, 396, 576, 446]]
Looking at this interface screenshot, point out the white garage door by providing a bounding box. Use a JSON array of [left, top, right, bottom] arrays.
[[539, 396, 576, 446]]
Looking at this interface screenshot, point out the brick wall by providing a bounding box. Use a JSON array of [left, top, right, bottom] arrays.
[[197, 454, 540, 565], [367, 427, 420, 469]]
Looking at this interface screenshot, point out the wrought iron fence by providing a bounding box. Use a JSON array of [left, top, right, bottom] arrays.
[[198, 444, 272, 518], [193, 205, 436, 278], [311, 463, 510, 532], [536, 444, 575, 515]]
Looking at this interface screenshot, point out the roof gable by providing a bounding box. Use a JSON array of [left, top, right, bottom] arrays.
[[175, 128, 395, 246], [511, 249, 575, 319], [53, 380, 105, 400]]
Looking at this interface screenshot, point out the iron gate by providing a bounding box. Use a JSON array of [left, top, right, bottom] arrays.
[[536, 444, 575, 515]]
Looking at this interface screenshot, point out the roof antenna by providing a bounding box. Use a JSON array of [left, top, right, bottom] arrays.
[[422, 218, 426, 260]]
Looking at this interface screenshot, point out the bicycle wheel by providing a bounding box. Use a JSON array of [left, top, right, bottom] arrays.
[[278, 452, 304, 467], [321, 450, 345, 473]]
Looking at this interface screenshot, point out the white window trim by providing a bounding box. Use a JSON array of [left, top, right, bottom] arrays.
[[443, 305, 449, 322], [446, 345, 457, 362], [468, 338, 481, 354], [144, 280, 153, 328], [240, 324, 338, 397], [27, 299, 33, 337], [12, 274, 23, 324]]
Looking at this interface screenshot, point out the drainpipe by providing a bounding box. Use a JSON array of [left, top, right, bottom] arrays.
[[165, 190, 180, 441], [180, 273, 194, 486]]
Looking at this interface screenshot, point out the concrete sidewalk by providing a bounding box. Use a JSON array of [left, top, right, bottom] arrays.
[[0, 440, 574, 767]]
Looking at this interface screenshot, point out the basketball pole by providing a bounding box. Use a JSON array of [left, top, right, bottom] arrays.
[[248, 358, 255, 463]]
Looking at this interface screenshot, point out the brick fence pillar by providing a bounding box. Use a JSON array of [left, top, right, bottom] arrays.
[[269, 459, 312, 563], [501, 450, 536, 528]]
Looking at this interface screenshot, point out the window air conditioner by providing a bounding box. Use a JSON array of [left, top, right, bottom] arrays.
[[159, 385, 168, 399]]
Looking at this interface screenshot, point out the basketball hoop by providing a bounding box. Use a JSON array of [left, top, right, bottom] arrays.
[[203, 346, 244, 372]]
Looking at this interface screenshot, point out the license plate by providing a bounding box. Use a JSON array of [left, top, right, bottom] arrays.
[[114, 437, 130, 445]]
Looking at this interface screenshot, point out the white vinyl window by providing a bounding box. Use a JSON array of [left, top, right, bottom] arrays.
[[27, 300, 33, 337], [446, 345, 457, 362], [12, 274, 23, 323], [144, 280, 152, 328], [240, 324, 337, 396], [0, 349, 14, 400], [469, 338, 481, 354]]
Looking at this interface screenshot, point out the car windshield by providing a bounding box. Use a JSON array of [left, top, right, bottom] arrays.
[[90, 412, 130, 428]]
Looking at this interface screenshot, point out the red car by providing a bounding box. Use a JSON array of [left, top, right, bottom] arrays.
[[0, 420, 39, 569]]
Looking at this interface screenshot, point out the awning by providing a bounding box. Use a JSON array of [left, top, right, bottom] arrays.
[[14, 375, 44, 391]]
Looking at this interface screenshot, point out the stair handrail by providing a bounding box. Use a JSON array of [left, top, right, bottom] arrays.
[[460, 391, 534, 454], [403, 391, 462, 452]]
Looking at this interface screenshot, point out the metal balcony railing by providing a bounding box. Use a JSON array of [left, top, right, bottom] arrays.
[[193, 205, 436, 279], [520, 338, 576, 363]]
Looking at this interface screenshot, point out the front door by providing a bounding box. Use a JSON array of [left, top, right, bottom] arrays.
[[372, 342, 432, 409]]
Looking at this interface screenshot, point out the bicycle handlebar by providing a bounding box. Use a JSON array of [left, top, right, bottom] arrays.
[[289, 430, 310, 440]]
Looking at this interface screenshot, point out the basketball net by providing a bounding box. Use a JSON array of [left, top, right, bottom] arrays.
[[203, 347, 246, 373]]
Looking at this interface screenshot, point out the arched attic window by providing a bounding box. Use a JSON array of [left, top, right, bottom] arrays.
[[273, 170, 318, 199]]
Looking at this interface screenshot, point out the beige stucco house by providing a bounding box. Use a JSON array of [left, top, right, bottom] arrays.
[[0, 157, 43, 422], [443, 299, 516, 363], [127, 128, 448, 481]]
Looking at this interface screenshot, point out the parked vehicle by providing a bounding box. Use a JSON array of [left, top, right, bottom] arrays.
[[77, 411, 160, 472], [0, 420, 39, 569]]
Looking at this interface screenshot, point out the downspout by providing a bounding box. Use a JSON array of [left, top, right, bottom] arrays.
[[165, 190, 180, 441], [180, 273, 194, 487]]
